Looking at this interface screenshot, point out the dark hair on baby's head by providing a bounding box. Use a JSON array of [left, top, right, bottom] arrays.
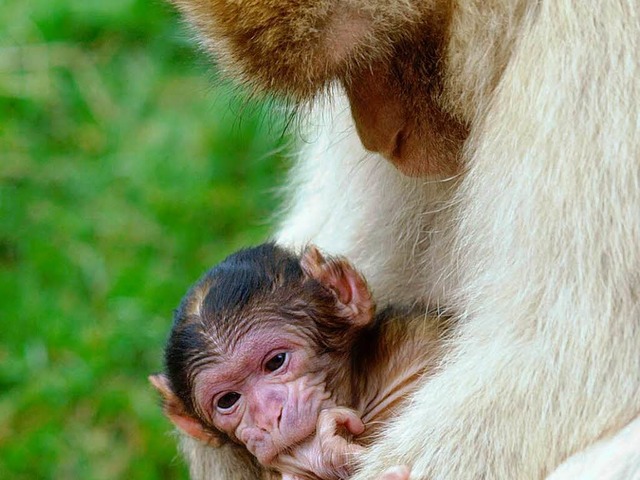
[[163, 243, 343, 416]]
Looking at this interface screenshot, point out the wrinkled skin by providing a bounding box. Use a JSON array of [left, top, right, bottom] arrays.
[[274, 408, 366, 479], [194, 328, 335, 465]]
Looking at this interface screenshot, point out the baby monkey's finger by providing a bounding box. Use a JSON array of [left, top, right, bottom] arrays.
[[318, 407, 365, 440]]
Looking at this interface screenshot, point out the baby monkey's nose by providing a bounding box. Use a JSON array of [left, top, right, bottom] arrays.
[[250, 390, 285, 432]]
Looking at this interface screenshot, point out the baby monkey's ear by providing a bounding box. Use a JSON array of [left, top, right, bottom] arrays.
[[300, 245, 374, 328], [149, 374, 224, 447]]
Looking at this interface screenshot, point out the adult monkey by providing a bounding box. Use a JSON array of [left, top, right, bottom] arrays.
[[170, 0, 640, 479]]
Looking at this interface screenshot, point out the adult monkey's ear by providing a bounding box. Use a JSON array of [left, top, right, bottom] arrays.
[[149, 374, 223, 447], [300, 245, 375, 329]]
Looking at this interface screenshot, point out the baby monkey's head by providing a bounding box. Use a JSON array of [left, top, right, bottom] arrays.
[[150, 243, 374, 465]]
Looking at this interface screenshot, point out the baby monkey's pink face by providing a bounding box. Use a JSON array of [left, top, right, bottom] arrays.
[[193, 327, 334, 465]]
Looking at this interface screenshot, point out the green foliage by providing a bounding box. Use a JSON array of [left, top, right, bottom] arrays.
[[0, 1, 290, 478]]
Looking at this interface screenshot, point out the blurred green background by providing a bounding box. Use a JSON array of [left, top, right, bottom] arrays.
[[0, 0, 291, 478]]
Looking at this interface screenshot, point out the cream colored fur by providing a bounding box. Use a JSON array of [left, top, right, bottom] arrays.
[[280, 1, 640, 478], [277, 93, 457, 310], [547, 416, 640, 480]]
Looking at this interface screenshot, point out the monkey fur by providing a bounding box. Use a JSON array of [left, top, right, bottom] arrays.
[[152, 243, 446, 479], [167, 0, 640, 478]]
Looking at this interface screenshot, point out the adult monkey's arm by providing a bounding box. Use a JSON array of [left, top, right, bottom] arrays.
[[547, 416, 640, 480]]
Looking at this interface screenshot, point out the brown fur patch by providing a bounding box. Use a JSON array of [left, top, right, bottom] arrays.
[[172, 0, 466, 174]]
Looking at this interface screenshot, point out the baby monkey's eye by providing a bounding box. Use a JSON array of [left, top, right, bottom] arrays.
[[217, 392, 240, 410], [265, 353, 287, 372]]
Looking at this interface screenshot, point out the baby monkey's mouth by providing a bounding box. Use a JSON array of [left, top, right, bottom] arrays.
[[242, 417, 318, 466]]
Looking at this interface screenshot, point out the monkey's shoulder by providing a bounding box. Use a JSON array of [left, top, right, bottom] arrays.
[[352, 305, 448, 435], [372, 304, 449, 343]]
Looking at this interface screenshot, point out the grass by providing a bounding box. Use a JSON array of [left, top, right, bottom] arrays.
[[0, 1, 291, 478]]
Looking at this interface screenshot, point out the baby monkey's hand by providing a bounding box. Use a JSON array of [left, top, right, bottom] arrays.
[[313, 408, 410, 480], [275, 407, 365, 480], [316, 407, 366, 476]]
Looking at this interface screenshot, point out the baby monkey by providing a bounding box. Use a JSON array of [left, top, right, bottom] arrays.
[[150, 243, 446, 480]]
